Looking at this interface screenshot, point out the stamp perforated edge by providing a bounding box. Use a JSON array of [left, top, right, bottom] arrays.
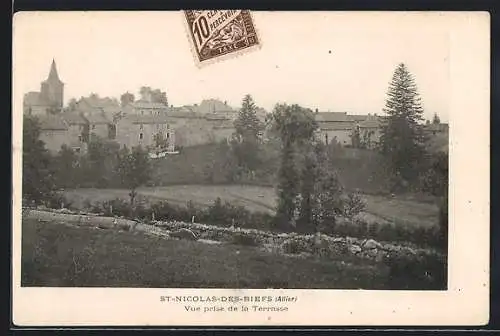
[[182, 10, 263, 69]]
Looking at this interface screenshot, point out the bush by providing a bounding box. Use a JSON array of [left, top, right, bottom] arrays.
[[231, 232, 259, 246], [384, 252, 447, 290], [44, 192, 73, 210], [342, 192, 366, 219], [281, 238, 312, 254]]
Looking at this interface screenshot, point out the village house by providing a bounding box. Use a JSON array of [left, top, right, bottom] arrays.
[[314, 111, 384, 148], [314, 111, 355, 146], [60, 112, 89, 154], [36, 114, 70, 154], [73, 94, 121, 122], [116, 94, 174, 151]]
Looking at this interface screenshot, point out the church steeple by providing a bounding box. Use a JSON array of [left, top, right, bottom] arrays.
[[47, 59, 62, 83], [40, 59, 64, 109]]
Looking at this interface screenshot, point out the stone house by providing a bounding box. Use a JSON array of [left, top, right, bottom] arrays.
[[315, 112, 355, 146], [60, 112, 89, 154], [36, 114, 70, 154], [73, 94, 121, 122]]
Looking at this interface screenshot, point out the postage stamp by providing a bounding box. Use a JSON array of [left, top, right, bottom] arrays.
[[184, 10, 260, 64]]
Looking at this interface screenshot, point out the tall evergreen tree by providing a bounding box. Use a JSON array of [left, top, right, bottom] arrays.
[[379, 63, 428, 187], [230, 95, 264, 178], [234, 94, 262, 140]]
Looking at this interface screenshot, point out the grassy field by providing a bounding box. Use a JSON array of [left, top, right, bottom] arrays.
[[63, 184, 439, 227], [22, 218, 391, 289]]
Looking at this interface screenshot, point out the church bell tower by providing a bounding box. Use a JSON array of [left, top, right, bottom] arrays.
[[40, 59, 64, 109]]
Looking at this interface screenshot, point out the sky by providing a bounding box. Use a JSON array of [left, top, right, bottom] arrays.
[[13, 11, 450, 122]]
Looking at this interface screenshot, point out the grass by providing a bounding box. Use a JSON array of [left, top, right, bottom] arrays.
[[63, 184, 439, 227], [22, 217, 392, 289]]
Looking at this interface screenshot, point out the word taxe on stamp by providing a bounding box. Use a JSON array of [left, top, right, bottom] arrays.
[[184, 10, 260, 64]]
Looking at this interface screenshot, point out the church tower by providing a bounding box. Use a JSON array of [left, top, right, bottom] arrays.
[[40, 59, 64, 109]]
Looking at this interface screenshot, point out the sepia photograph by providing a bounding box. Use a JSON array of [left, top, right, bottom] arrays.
[[12, 11, 489, 326]]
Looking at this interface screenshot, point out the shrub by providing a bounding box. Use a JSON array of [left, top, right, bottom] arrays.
[[281, 238, 312, 254], [342, 192, 366, 219], [384, 252, 447, 290], [45, 192, 73, 210], [231, 232, 259, 246]]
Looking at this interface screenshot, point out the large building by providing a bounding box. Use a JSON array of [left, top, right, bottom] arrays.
[[23, 60, 64, 116]]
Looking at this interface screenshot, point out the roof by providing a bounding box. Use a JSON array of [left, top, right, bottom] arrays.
[[131, 100, 169, 109], [37, 114, 68, 131], [195, 99, 234, 114], [167, 107, 203, 118], [84, 113, 111, 124], [23, 92, 50, 106], [314, 112, 351, 122], [118, 114, 170, 124], [358, 119, 381, 128], [45, 59, 63, 84], [318, 121, 355, 131], [61, 112, 87, 125], [347, 114, 379, 122]]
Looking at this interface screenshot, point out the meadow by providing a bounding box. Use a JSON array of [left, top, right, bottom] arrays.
[[22, 217, 391, 289], [62, 184, 440, 228]]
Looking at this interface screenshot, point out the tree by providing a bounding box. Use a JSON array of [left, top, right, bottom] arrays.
[[139, 86, 168, 105], [378, 63, 428, 188], [120, 92, 135, 107], [350, 124, 361, 148], [117, 146, 151, 206], [229, 95, 265, 179], [272, 104, 318, 229], [22, 116, 56, 205], [151, 89, 168, 106], [234, 94, 262, 140], [432, 113, 441, 124], [53, 145, 79, 188], [85, 136, 121, 187], [67, 98, 78, 111]]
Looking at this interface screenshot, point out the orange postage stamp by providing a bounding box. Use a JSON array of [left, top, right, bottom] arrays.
[[184, 10, 260, 64]]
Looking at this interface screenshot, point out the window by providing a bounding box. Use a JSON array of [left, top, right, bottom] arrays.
[[166, 133, 170, 139], [150, 111, 153, 115], [78, 135, 82, 142], [92, 124, 96, 130], [140, 124, 144, 130], [141, 111, 144, 115], [139, 133, 143, 140], [75, 148, 81, 153]]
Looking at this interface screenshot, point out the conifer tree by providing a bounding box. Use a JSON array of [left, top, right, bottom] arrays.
[[379, 63, 428, 187], [234, 94, 262, 139]]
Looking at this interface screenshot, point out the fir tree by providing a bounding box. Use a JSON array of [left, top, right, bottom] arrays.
[[379, 63, 428, 187], [234, 94, 262, 139]]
